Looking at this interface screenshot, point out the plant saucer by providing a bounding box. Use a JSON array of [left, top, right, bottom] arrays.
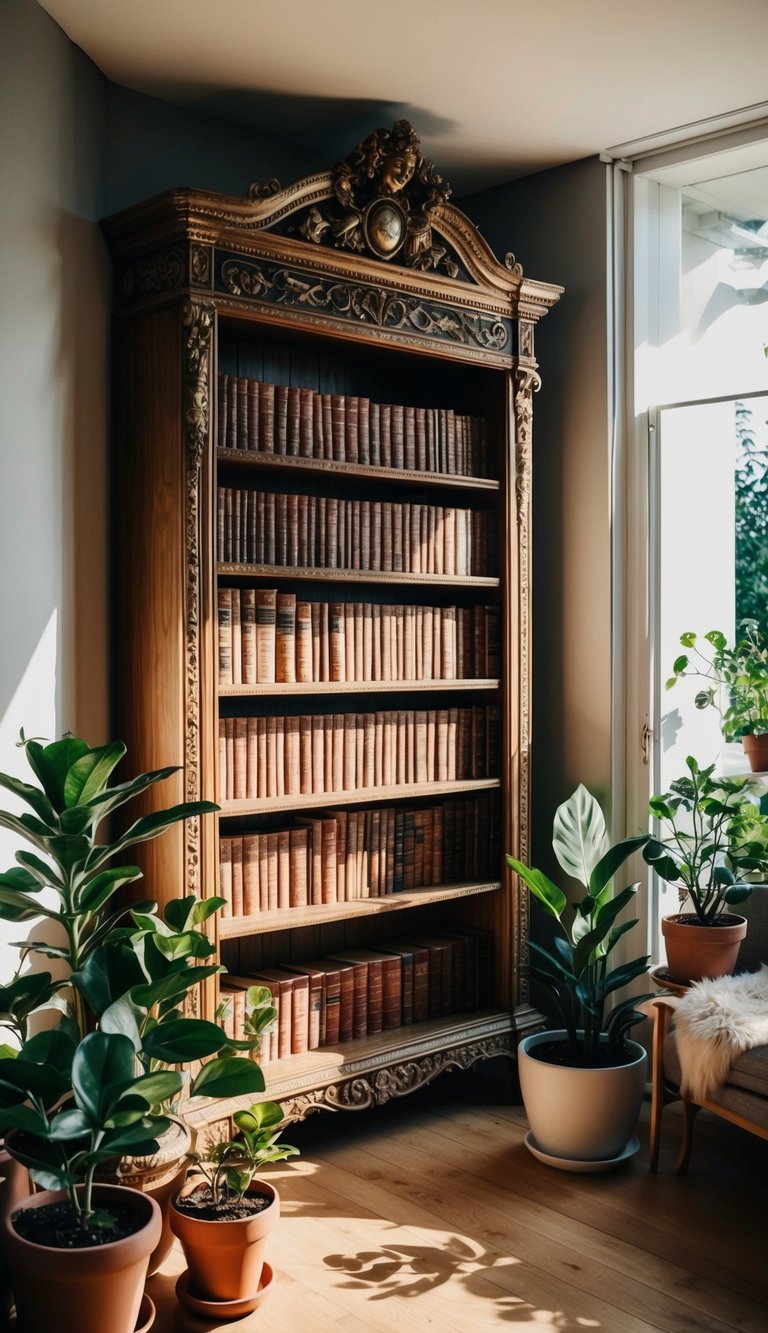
[[175, 1261, 275, 1319], [524, 1131, 640, 1174]]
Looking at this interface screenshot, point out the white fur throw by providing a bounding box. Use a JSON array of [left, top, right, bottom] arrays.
[[674, 965, 768, 1102]]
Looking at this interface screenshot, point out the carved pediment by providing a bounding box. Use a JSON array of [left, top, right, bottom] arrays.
[[253, 120, 460, 279]]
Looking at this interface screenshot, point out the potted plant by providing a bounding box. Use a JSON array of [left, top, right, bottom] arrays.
[[507, 785, 651, 1170], [643, 755, 768, 983], [171, 1100, 298, 1317], [0, 733, 271, 1313], [666, 621, 768, 771]]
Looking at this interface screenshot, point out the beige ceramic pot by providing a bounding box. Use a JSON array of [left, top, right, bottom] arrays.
[[662, 912, 747, 985], [3, 1183, 160, 1333], [518, 1030, 646, 1166], [170, 1178, 279, 1303]]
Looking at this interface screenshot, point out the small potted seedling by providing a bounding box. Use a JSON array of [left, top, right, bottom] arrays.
[[171, 1100, 298, 1318]]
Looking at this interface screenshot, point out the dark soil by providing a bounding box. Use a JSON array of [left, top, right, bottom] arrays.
[[12, 1199, 144, 1249], [174, 1182, 272, 1223], [528, 1040, 638, 1069]]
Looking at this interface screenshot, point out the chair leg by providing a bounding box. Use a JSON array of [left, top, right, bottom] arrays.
[[649, 999, 673, 1170], [675, 1100, 700, 1175]]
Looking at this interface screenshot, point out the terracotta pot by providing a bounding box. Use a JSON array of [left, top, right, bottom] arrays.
[[662, 912, 747, 985], [742, 732, 768, 773], [2, 1183, 161, 1333], [170, 1178, 279, 1303], [97, 1115, 190, 1276], [518, 1030, 646, 1165]]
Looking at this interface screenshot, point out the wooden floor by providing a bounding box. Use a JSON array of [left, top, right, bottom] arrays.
[[150, 1064, 768, 1332]]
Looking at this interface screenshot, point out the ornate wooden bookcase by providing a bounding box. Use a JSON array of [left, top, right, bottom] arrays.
[[103, 122, 561, 1126]]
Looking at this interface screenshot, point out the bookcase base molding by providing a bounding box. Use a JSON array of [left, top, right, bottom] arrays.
[[104, 120, 561, 1123], [187, 1006, 542, 1129]]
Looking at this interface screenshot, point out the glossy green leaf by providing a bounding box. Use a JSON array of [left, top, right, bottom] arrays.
[[63, 742, 126, 808], [190, 1055, 266, 1099], [24, 737, 90, 812], [141, 1018, 227, 1063], [506, 857, 567, 918], [233, 1100, 283, 1135], [71, 1031, 136, 1124], [0, 771, 56, 826]]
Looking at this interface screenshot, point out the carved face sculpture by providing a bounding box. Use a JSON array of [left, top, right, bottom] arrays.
[[381, 149, 417, 196]]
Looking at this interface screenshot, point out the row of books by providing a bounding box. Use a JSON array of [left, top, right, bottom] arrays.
[[216, 488, 496, 576], [218, 794, 501, 915], [218, 589, 501, 686], [217, 374, 490, 477], [218, 705, 500, 801], [220, 928, 493, 1060]]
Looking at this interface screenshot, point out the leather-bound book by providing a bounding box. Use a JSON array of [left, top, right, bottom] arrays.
[[330, 949, 401, 1032], [282, 964, 323, 1049], [242, 834, 259, 916], [383, 942, 427, 1023], [219, 836, 232, 917], [218, 588, 232, 685], [288, 826, 309, 908], [276, 592, 296, 684], [277, 829, 290, 911]]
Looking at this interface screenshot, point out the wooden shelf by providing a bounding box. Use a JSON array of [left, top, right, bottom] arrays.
[[219, 776, 501, 818], [216, 448, 500, 493], [218, 878, 502, 938], [218, 678, 500, 698], [217, 563, 500, 588], [184, 1006, 537, 1128]]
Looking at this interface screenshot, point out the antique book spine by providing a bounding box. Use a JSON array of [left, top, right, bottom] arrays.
[[331, 395, 345, 461], [320, 601, 330, 682], [274, 384, 289, 455], [357, 397, 370, 465], [226, 380, 237, 451], [369, 400, 381, 466], [368, 809, 380, 897], [244, 379, 259, 451], [289, 827, 309, 907], [403, 405, 416, 471], [345, 394, 359, 463], [237, 589, 255, 686], [237, 377, 249, 451], [365, 958, 383, 1035], [379, 403, 392, 468], [334, 810, 347, 902], [232, 490, 241, 564], [277, 829, 290, 911], [321, 393, 333, 460], [311, 715, 325, 795], [311, 602, 321, 682], [311, 392, 323, 460], [396, 710, 407, 786], [390, 404, 404, 470], [391, 502, 403, 573], [254, 590, 276, 683], [284, 385, 300, 457], [284, 714, 300, 796], [218, 588, 232, 685], [381, 955, 402, 1030], [321, 818, 337, 904], [275, 492, 288, 565], [345, 809, 358, 900], [230, 836, 243, 916], [219, 836, 232, 917], [258, 381, 275, 453], [299, 715, 312, 795], [321, 967, 341, 1046], [332, 713, 345, 793], [323, 714, 334, 794], [290, 974, 309, 1055], [233, 717, 247, 800], [295, 602, 312, 683], [299, 388, 314, 458], [336, 966, 355, 1044], [307, 973, 323, 1049], [275, 592, 296, 684], [426, 711, 436, 783], [363, 712, 375, 788]]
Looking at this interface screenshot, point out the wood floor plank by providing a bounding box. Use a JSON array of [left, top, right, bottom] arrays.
[[147, 1073, 768, 1333]]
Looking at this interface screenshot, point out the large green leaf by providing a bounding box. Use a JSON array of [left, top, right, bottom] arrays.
[[24, 737, 90, 812], [0, 771, 56, 826], [77, 865, 143, 913], [100, 993, 144, 1052], [72, 942, 145, 1019], [62, 742, 126, 808], [13, 852, 62, 891], [141, 1018, 227, 1063], [89, 801, 219, 869], [506, 857, 567, 918], [552, 785, 609, 887], [71, 1031, 136, 1125], [126, 1071, 183, 1106], [190, 1055, 266, 1100], [233, 1101, 283, 1135], [75, 765, 182, 822], [589, 835, 650, 896]]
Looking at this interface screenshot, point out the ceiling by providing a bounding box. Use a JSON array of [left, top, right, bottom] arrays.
[[36, 0, 768, 194]]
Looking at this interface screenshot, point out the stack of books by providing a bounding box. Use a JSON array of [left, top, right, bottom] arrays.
[[217, 374, 490, 477], [218, 793, 501, 915], [219, 927, 493, 1059], [218, 705, 500, 800], [218, 591, 501, 686]]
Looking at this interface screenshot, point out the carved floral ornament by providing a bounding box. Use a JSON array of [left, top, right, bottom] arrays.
[[297, 120, 458, 278]]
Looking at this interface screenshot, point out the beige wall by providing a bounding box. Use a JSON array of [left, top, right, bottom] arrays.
[[462, 159, 612, 864]]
